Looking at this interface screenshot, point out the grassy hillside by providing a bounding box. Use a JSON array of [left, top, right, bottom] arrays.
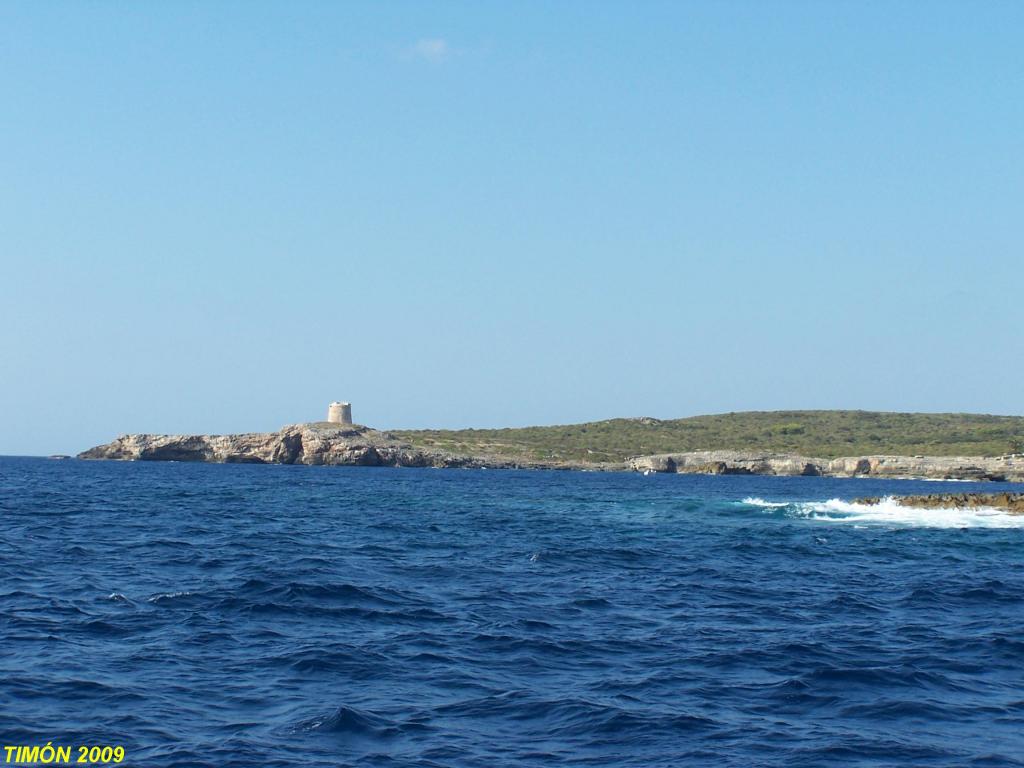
[[393, 411, 1024, 464]]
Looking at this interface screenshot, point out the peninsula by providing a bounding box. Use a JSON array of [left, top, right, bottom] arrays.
[[79, 410, 1024, 483]]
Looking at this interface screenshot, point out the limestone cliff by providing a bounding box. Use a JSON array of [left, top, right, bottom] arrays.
[[626, 451, 1024, 482]]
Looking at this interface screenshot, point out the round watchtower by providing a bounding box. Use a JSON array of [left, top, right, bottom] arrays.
[[327, 401, 352, 425]]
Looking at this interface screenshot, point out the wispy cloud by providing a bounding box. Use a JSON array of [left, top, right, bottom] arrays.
[[410, 38, 449, 63]]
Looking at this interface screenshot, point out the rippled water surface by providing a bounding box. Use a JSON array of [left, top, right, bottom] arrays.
[[2, 457, 1023, 767]]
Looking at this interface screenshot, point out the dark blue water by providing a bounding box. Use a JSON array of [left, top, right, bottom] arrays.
[[2, 457, 1023, 767]]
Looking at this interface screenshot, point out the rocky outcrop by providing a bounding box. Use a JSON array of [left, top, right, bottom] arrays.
[[856, 493, 1024, 514], [78, 423, 484, 468], [628, 451, 826, 477], [627, 451, 1024, 482]]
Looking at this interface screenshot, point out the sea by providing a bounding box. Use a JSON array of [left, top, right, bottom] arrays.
[[2, 456, 1023, 767]]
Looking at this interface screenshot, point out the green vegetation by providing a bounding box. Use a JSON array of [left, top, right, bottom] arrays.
[[393, 411, 1024, 464]]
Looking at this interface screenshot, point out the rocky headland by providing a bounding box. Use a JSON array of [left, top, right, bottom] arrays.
[[79, 424, 1024, 482], [78, 423, 578, 470], [81, 424, 467, 468]]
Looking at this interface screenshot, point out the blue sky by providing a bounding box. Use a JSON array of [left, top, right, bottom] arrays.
[[1, 2, 1021, 455]]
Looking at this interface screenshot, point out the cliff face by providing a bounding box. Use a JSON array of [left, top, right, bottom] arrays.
[[627, 451, 1024, 482], [78, 424, 482, 468]]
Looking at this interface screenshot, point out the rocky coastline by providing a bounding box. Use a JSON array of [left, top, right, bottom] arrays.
[[855, 493, 1024, 514], [78, 423, 1024, 482], [625, 451, 1024, 482]]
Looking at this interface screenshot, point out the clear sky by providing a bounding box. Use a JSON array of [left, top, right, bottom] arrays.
[[2, 1, 1022, 455]]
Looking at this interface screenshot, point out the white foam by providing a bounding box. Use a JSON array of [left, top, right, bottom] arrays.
[[147, 590, 196, 602], [741, 497, 789, 508], [743, 496, 1024, 529]]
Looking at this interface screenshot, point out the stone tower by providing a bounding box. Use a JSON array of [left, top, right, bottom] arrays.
[[327, 401, 353, 425]]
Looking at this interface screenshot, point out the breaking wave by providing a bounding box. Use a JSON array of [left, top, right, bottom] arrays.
[[741, 496, 1024, 528]]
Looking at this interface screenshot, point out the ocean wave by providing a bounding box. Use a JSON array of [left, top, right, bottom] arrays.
[[740, 497, 790, 508], [288, 704, 433, 741], [741, 496, 1024, 528], [290, 705, 395, 737], [147, 590, 198, 603]]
